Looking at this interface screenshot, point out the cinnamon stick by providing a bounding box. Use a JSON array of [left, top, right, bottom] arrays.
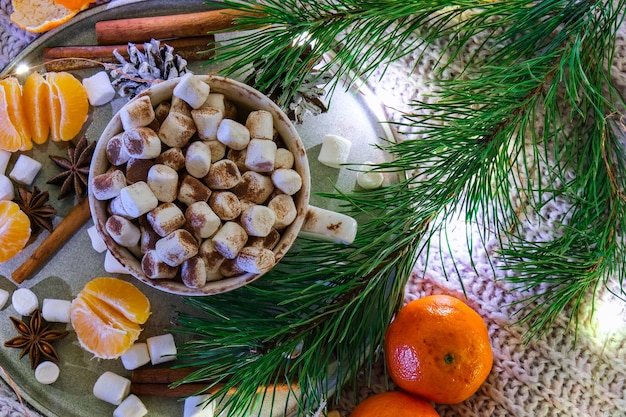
[[95, 9, 258, 46], [131, 367, 202, 384], [130, 381, 295, 398], [43, 36, 215, 71], [11, 197, 91, 284]]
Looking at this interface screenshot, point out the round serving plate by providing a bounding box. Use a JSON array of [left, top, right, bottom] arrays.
[[0, 1, 398, 416]]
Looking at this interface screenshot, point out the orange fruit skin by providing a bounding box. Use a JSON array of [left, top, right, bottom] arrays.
[[0, 201, 31, 262], [70, 277, 151, 359], [54, 0, 96, 9], [11, 0, 82, 33], [349, 391, 440, 417], [384, 294, 493, 405]]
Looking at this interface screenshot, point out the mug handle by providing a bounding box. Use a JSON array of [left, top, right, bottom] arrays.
[[298, 206, 357, 245]]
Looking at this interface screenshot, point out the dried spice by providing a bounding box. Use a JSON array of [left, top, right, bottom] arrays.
[[4, 309, 69, 369], [47, 135, 96, 200], [14, 186, 56, 234]]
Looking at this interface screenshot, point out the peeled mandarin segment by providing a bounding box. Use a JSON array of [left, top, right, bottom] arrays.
[[82, 277, 151, 324], [0, 201, 31, 262], [0, 77, 31, 151], [0, 86, 23, 152], [46, 72, 89, 142], [23, 72, 50, 145], [10, 0, 81, 33]]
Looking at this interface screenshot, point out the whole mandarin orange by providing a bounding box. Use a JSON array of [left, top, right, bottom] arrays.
[[384, 294, 492, 404], [349, 391, 439, 417]]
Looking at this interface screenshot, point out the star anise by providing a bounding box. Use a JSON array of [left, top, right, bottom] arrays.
[[4, 309, 69, 369], [47, 135, 96, 200], [14, 186, 56, 234]]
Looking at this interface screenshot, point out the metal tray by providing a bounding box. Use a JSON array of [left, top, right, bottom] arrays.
[[0, 1, 396, 416]]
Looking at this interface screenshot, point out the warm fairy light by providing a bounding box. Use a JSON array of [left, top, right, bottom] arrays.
[[15, 64, 30, 75], [594, 299, 626, 336]]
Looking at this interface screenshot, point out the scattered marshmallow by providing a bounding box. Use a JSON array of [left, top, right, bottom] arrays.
[[146, 333, 177, 365], [185, 141, 212, 178], [271, 168, 302, 195], [11, 288, 38, 316], [173, 73, 211, 109], [146, 202, 186, 237], [35, 361, 60, 385], [87, 225, 108, 253], [82, 71, 116, 106], [0, 175, 14, 200], [9, 154, 42, 186], [104, 250, 130, 274], [212, 221, 248, 259], [120, 342, 151, 370], [147, 164, 179, 203], [113, 394, 148, 417], [0, 288, 9, 310], [356, 162, 385, 190], [92, 170, 127, 200], [42, 298, 71, 323], [123, 127, 162, 159], [120, 181, 159, 218], [318, 134, 352, 168], [301, 206, 358, 245], [0, 150, 11, 174], [155, 229, 199, 267], [246, 110, 273, 140], [217, 119, 250, 150], [245, 139, 276, 172], [93, 371, 131, 405], [183, 395, 215, 417], [120, 96, 155, 131], [192, 107, 223, 141]]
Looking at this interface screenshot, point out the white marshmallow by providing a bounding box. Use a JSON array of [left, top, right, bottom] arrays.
[[35, 361, 60, 385], [209, 191, 241, 221], [11, 288, 38, 316], [113, 394, 148, 417], [104, 250, 130, 274], [192, 107, 223, 141], [246, 110, 274, 140], [205, 140, 227, 163], [146, 333, 177, 365], [108, 195, 132, 219], [236, 247, 275, 274], [155, 147, 185, 171], [318, 134, 352, 168], [92, 170, 127, 200], [301, 206, 358, 245], [93, 371, 131, 405], [181, 256, 207, 288], [120, 342, 151, 370], [147, 164, 179, 203], [154, 102, 171, 123], [248, 229, 280, 250], [357, 164, 384, 189], [212, 221, 248, 259], [201, 93, 226, 114], [274, 148, 294, 169], [178, 175, 212, 206], [146, 202, 186, 237], [120, 95, 155, 130], [120, 181, 159, 218], [185, 141, 212, 178], [170, 95, 192, 118], [271, 169, 302, 195], [240, 205, 275, 237], [82, 71, 116, 106], [173, 73, 211, 109], [205, 159, 241, 190], [141, 249, 178, 279], [0, 150, 11, 174], [106, 133, 131, 166], [106, 215, 141, 247], [268, 194, 297, 229], [87, 225, 108, 253], [245, 139, 276, 172], [155, 229, 199, 267], [198, 239, 225, 273], [158, 112, 196, 148], [123, 127, 161, 159], [186, 201, 221, 239], [227, 148, 248, 171], [9, 154, 42, 186], [0, 175, 14, 200], [232, 171, 274, 204], [42, 298, 71, 323], [125, 158, 154, 184], [216, 119, 250, 150], [0, 288, 9, 310], [183, 395, 215, 417]]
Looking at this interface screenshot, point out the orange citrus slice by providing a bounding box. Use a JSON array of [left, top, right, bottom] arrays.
[[10, 0, 82, 33], [0, 201, 31, 263], [46, 71, 89, 142], [0, 77, 31, 151], [23, 72, 51, 145], [0, 85, 23, 152], [70, 277, 151, 359]]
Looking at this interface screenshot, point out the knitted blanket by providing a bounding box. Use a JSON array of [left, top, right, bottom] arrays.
[[1, 1, 626, 417]]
